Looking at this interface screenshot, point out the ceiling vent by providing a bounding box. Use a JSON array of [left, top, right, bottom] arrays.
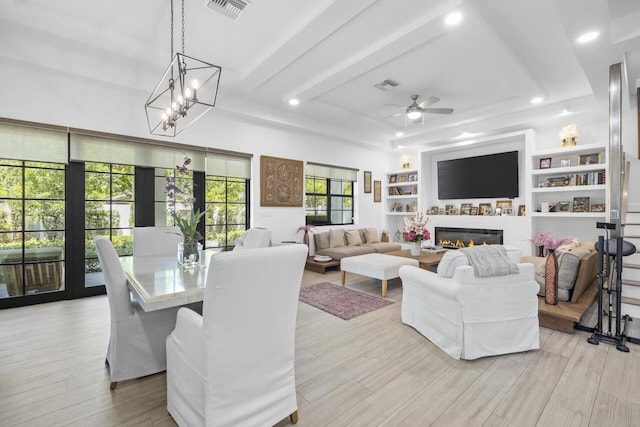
[[206, 0, 251, 21], [374, 78, 399, 91]]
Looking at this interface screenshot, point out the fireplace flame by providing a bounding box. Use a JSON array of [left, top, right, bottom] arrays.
[[438, 239, 490, 248]]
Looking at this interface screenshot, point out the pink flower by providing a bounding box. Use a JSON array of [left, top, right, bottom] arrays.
[[297, 225, 312, 233], [402, 212, 430, 243], [531, 231, 571, 250]]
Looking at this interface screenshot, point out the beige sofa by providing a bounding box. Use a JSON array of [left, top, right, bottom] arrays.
[[312, 228, 401, 261]]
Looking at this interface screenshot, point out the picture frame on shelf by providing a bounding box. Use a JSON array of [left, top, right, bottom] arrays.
[[373, 181, 381, 202], [539, 157, 552, 169], [445, 204, 454, 214], [579, 153, 600, 165], [388, 175, 397, 184], [572, 196, 590, 212], [399, 175, 407, 183], [408, 173, 418, 182], [494, 207, 502, 216], [460, 203, 472, 215], [560, 158, 571, 167], [502, 207, 514, 216], [364, 171, 372, 193], [479, 203, 492, 216], [591, 203, 605, 212], [496, 200, 512, 209], [448, 207, 459, 216], [438, 207, 445, 215], [557, 201, 570, 212], [470, 206, 479, 215], [427, 207, 437, 215], [517, 204, 526, 216]]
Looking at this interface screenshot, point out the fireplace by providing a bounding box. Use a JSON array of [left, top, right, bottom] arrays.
[[435, 227, 503, 249]]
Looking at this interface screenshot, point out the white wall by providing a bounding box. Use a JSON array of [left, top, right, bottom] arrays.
[[0, 60, 393, 243]]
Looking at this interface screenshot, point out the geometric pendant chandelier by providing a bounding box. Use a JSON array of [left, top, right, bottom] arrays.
[[145, 0, 222, 137]]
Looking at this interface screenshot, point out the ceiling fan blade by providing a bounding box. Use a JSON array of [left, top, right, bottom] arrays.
[[418, 96, 440, 108], [423, 107, 454, 114]]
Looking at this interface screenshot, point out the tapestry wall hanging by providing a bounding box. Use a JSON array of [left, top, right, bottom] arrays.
[[260, 155, 304, 207]]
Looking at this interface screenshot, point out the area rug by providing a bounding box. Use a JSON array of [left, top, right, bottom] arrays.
[[299, 282, 394, 320]]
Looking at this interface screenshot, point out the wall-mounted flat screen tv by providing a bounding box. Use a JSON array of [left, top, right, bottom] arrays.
[[437, 151, 519, 199]]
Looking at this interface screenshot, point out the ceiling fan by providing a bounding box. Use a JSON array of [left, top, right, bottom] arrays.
[[388, 94, 454, 125]]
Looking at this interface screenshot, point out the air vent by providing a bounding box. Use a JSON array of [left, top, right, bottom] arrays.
[[374, 78, 399, 91], [206, 0, 251, 21]]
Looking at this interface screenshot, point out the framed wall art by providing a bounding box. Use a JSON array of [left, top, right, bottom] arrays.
[[260, 155, 304, 207], [373, 180, 381, 202], [364, 170, 372, 193]]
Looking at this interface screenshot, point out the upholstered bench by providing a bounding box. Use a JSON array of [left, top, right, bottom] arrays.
[[340, 253, 419, 297]]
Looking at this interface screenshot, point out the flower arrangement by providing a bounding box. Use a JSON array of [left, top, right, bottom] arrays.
[[531, 231, 571, 250], [559, 124, 580, 146], [402, 212, 430, 242], [165, 155, 205, 257]]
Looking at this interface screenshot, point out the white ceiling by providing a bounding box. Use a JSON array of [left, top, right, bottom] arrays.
[[2, 0, 640, 151]]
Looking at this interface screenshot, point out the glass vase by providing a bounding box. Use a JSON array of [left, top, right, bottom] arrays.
[[178, 241, 200, 267], [544, 249, 558, 304]]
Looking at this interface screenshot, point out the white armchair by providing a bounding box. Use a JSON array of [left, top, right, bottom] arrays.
[[233, 227, 272, 250], [166, 244, 307, 427], [133, 226, 183, 256], [94, 236, 180, 389], [399, 246, 540, 360]]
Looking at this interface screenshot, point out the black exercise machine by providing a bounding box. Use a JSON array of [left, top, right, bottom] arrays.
[[587, 222, 637, 352]]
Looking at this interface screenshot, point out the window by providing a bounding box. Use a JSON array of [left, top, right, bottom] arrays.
[[0, 160, 66, 298], [155, 166, 194, 226], [205, 176, 248, 250], [305, 177, 353, 225], [84, 162, 135, 287]]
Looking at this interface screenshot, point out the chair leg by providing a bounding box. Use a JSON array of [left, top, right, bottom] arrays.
[[289, 410, 298, 424], [110, 381, 118, 390]]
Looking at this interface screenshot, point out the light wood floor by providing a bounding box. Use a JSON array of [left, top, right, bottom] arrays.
[[2, 270, 640, 426]]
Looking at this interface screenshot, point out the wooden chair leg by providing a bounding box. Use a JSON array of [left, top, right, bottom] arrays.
[[289, 410, 298, 424], [110, 381, 118, 390]]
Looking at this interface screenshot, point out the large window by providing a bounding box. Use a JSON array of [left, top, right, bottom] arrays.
[[305, 177, 353, 225], [84, 162, 134, 287], [205, 175, 248, 250], [0, 160, 66, 298]]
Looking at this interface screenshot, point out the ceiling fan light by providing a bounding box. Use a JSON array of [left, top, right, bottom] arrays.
[[407, 110, 422, 120]]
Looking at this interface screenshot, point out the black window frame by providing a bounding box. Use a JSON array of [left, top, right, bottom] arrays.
[[305, 176, 354, 226]]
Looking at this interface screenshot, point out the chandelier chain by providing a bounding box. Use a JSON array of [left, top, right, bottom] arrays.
[[170, 0, 174, 61], [181, 0, 185, 55]]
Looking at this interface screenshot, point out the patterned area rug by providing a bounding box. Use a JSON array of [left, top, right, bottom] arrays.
[[299, 282, 394, 320]]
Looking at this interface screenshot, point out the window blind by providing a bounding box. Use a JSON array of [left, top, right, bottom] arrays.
[[0, 122, 68, 164], [70, 133, 205, 171], [306, 162, 358, 181], [206, 152, 251, 179]]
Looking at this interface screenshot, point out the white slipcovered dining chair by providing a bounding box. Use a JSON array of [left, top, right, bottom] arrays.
[[132, 226, 183, 257], [233, 227, 272, 250], [94, 236, 180, 389], [166, 244, 307, 427]]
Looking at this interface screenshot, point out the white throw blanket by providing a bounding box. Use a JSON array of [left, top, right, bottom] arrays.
[[459, 245, 519, 278]]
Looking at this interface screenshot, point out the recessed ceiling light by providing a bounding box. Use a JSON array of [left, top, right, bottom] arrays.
[[396, 132, 404, 137], [445, 12, 462, 26], [558, 108, 571, 116], [531, 97, 544, 104], [288, 99, 299, 106], [577, 31, 599, 43]]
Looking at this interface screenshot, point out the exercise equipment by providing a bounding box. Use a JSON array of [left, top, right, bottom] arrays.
[[588, 222, 637, 352]]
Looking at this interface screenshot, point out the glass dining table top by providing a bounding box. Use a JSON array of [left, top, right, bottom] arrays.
[[120, 250, 215, 311]]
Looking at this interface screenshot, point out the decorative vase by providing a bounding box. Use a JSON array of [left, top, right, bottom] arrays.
[[302, 231, 310, 254], [544, 249, 558, 304], [562, 137, 577, 147], [178, 241, 200, 267], [409, 242, 421, 256]]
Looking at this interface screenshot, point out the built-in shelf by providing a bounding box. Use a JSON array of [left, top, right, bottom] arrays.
[[530, 212, 606, 218], [531, 184, 607, 193]]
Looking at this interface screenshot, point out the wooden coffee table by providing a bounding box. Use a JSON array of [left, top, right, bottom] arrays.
[[305, 257, 340, 273], [386, 249, 446, 271]]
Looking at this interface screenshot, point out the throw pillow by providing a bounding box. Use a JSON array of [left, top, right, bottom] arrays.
[[345, 230, 362, 246], [314, 232, 330, 251], [329, 229, 346, 248], [556, 251, 581, 301], [364, 228, 380, 243], [358, 228, 367, 243], [436, 250, 469, 278]]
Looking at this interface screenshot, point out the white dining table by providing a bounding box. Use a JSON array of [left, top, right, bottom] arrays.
[[120, 250, 216, 312]]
